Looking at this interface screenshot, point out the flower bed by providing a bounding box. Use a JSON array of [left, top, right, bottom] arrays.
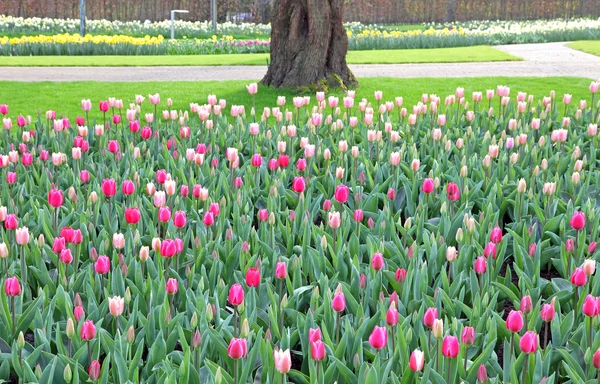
[[0, 82, 600, 382]]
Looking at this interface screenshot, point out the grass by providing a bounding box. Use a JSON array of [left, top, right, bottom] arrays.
[[567, 40, 600, 56], [0, 46, 517, 67], [0, 77, 591, 119], [379, 23, 428, 32]]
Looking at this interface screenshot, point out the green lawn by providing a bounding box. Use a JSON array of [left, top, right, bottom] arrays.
[[0, 77, 590, 119], [0, 46, 517, 67], [567, 40, 600, 56], [379, 24, 428, 32]]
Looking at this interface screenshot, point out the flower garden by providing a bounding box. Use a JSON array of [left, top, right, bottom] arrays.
[[1, 15, 600, 55], [1, 80, 600, 383]]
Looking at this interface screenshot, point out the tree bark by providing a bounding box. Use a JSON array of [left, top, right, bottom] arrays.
[[445, 0, 458, 22], [261, 0, 357, 90]]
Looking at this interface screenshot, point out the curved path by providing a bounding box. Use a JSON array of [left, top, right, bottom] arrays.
[[0, 42, 598, 82]]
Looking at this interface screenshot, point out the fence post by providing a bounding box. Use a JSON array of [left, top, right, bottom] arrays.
[[80, 0, 86, 36]]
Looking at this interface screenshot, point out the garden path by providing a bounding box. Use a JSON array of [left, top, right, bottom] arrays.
[[0, 42, 598, 82]]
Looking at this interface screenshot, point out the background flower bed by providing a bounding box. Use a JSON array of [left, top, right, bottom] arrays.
[[0, 78, 600, 382], [0, 16, 599, 55]]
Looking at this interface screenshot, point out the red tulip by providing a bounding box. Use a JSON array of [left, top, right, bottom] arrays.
[[541, 299, 556, 322], [203, 212, 215, 227], [447, 182, 460, 202], [74, 305, 85, 322], [506, 310, 523, 333], [583, 294, 599, 317], [409, 349, 425, 372], [395, 268, 407, 282], [60, 227, 74, 243], [519, 331, 538, 353], [258, 209, 269, 222], [173, 211, 186, 228], [4, 214, 17, 230], [158, 206, 171, 223], [94, 256, 110, 275], [308, 328, 322, 343], [422, 178, 434, 194], [227, 338, 248, 359], [107, 140, 119, 153], [332, 292, 346, 312], [48, 188, 64, 208], [477, 364, 488, 383], [60, 249, 73, 264], [124, 208, 141, 225], [441, 336, 460, 358], [424, 307, 438, 328], [275, 262, 287, 279], [310, 340, 326, 361], [368, 326, 388, 349], [461, 326, 475, 345], [80, 320, 96, 340], [99, 101, 109, 112], [484, 242, 497, 259], [4, 277, 21, 296], [571, 268, 587, 286], [334, 184, 349, 203], [122, 180, 135, 195], [386, 306, 399, 326], [156, 170, 167, 184], [570, 211, 586, 230], [278, 154, 289, 168], [490, 227, 503, 243], [101, 179, 116, 197], [246, 268, 260, 288], [160, 239, 177, 258], [474, 256, 487, 274], [228, 283, 244, 306], [166, 278, 178, 295], [292, 176, 305, 193], [88, 360, 101, 381], [371, 252, 384, 271], [209, 203, 220, 217], [594, 348, 600, 369], [520, 296, 532, 314]]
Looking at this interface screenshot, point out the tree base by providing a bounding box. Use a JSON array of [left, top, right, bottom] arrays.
[[261, 0, 357, 91]]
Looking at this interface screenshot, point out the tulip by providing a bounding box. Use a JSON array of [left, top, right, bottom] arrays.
[[521, 296, 532, 314], [368, 326, 388, 349], [94, 255, 110, 275], [246, 268, 260, 288], [462, 326, 475, 345], [506, 310, 523, 333], [477, 364, 488, 383], [101, 179, 116, 197], [571, 268, 587, 286], [4, 214, 17, 230], [310, 340, 326, 361], [88, 360, 101, 381], [4, 277, 21, 296], [442, 336, 459, 358], [272, 348, 292, 375], [334, 184, 349, 203], [422, 178, 434, 194], [173, 211, 186, 228], [80, 320, 96, 340], [332, 292, 346, 312], [474, 256, 487, 274], [541, 298, 556, 322], [395, 268, 407, 282], [48, 188, 64, 208], [594, 348, 600, 369], [490, 227, 502, 243], [109, 296, 124, 317], [60, 249, 73, 264], [15, 227, 29, 245], [386, 304, 399, 327], [447, 182, 460, 202], [160, 239, 177, 258], [124, 208, 141, 225], [484, 242, 497, 259], [112, 233, 125, 250], [519, 330, 538, 384], [432, 319, 444, 339], [228, 283, 244, 306], [166, 278, 178, 295], [227, 337, 248, 359], [275, 262, 287, 279], [409, 349, 425, 372], [292, 176, 305, 193], [571, 211, 586, 230], [371, 252, 384, 271], [424, 307, 438, 328]]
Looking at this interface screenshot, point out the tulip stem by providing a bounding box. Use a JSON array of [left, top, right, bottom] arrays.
[[446, 358, 451, 384], [10, 296, 15, 333], [88, 341, 92, 367], [464, 345, 468, 372], [510, 332, 515, 361], [544, 321, 549, 349], [336, 311, 341, 345], [20, 245, 26, 290], [234, 359, 238, 384], [589, 316, 594, 373], [436, 339, 440, 372], [522, 354, 529, 384], [234, 306, 238, 337]]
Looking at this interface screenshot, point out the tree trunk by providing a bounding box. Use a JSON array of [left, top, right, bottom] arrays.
[[445, 0, 458, 22], [262, 0, 357, 90]]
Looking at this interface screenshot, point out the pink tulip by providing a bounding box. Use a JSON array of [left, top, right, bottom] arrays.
[[292, 177, 305, 193], [395, 268, 407, 282], [275, 262, 287, 279], [310, 340, 326, 361], [166, 278, 178, 295], [506, 310, 523, 333], [368, 326, 388, 349], [519, 331, 538, 353], [332, 292, 346, 312], [474, 256, 487, 274], [571, 211, 586, 230], [541, 299, 556, 322], [441, 336, 460, 358], [424, 307, 438, 328], [490, 227, 502, 243], [583, 294, 599, 317], [246, 268, 261, 288], [371, 252, 384, 271], [571, 268, 587, 286], [227, 338, 248, 359], [462, 326, 475, 345], [4, 277, 21, 296], [94, 256, 110, 275], [386, 306, 399, 326], [80, 320, 96, 340], [422, 178, 434, 194], [273, 348, 292, 374], [409, 350, 425, 372]]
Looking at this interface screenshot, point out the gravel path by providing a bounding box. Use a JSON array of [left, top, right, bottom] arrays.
[[0, 42, 598, 82]]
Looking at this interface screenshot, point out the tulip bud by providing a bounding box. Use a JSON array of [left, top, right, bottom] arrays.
[[35, 364, 42, 379], [17, 331, 25, 349], [432, 319, 444, 339], [281, 294, 288, 308], [206, 303, 214, 323], [127, 326, 135, 343], [66, 318, 75, 338], [192, 330, 202, 348], [240, 318, 250, 338], [64, 364, 72, 383], [190, 312, 198, 328], [215, 367, 223, 384]]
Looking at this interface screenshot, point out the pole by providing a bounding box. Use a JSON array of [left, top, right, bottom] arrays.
[[171, 11, 175, 40], [80, 0, 86, 37], [211, 0, 217, 31]]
